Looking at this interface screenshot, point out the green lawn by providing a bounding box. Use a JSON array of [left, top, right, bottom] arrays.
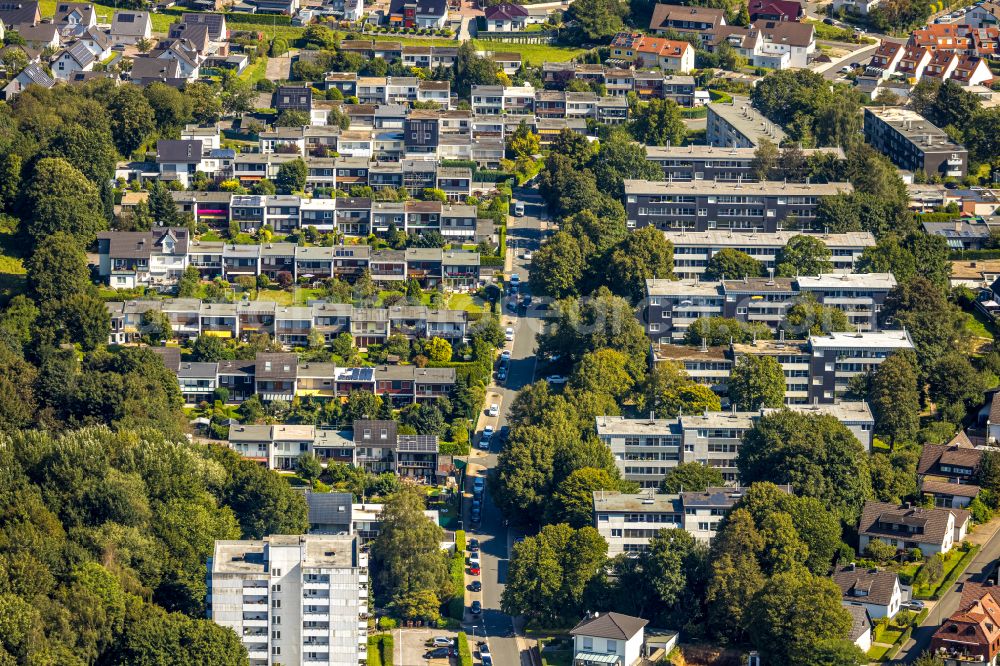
[[913, 545, 979, 598], [239, 55, 270, 85], [255, 287, 325, 305], [538, 638, 573, 666], [447, 293, 484, 313], [965, 309, 996, 341], [39, 0, 181, 30], [867, 643, 893, 661], [876, 627, 904, 645], [470, 38, 587, 65]]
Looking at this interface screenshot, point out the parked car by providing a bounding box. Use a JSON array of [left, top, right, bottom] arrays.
[[546, 375, 569, 384], [496, 367, 507, 382], [904, 600, 926, 611], [488, 403, 499, 417], [479, 643, 491, 659], [505, 327, 514, 341], [468, 551, 481, 567], [523, 250, 532, 261], [426, 637, 453, 648], [424, 647, 452, 659], [510, 273, 520, 285], [468, 538, 480, 552], [498, 425, 510, 442], [500, 350, 511, 361], [469, 580, 482, 592], [482, 656, 493, 666], [471, 600, 482, 615], [470, 564, 481, 575]]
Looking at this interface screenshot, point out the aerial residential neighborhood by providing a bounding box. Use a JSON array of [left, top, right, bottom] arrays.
[[10, 0, 1000, 663]]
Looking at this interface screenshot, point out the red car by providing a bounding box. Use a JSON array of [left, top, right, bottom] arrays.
[[470, 565, 481, 576]]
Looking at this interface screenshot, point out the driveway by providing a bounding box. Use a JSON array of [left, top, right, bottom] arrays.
[[893, 515, 1000, 663]]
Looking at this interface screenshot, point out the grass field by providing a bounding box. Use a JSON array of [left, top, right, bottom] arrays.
[[255, 287, 325, 305], [447, 293, 484, 313], [867, 643, 892, 661], [239, 55, 269, 84]]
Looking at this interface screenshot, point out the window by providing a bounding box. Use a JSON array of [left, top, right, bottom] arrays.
[[611, 529, 622, 537], [698, 522, 711, 531], [271, 568, 282, 576], [583, 637, 593, 650], [272, 599, 281, 608], [272, 630, 281, 639], [272, 646, 281, 655], [606, 640, 617, 653], [272, 584, 281, 592]]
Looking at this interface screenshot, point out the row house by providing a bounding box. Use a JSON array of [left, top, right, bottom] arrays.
[[338, 40, 457, 68], [623, 178, 853, 232], [158, 350, 456, 407], [542, 62, 698, 105], [96, 233, 480, 289], [664, 230, 876, 280], [644, 272, 897, 342], [229, 419, 443, 481], [645, 145, 844, 182], [866, 40, 992, 88], [609, 31, 696, 72], [156, 139, 234, 186]]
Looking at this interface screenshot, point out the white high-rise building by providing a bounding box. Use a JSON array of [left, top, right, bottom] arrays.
[[208, 535, 368, 666]]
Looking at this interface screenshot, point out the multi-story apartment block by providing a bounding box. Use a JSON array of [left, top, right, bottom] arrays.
[[645, 145, 845, 182], [592, 487, 780, 553], [730, 338, 812, 404], [624, 179, 852, 232], [706, 97, 786, 148], [644, 273, 896, 342], [597, 403, 873, 489], [863, 107, 968, 178], [207, 534, 368, 666], [650, 343, 732, 393], [664, 230, 876, 280], [807, 330, 915, 402]]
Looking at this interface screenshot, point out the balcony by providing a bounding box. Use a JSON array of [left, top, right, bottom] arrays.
[[242, 602, 268, 612]]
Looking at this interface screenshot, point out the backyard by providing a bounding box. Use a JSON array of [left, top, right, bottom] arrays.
[[537, 636, 572, 666]]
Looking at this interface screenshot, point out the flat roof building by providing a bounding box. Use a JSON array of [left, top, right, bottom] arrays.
[[863, 107, 968, 178]]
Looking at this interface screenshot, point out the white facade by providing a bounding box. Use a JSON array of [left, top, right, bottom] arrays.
[[573, 625, 644, 666], [208, 535, 368, 666]]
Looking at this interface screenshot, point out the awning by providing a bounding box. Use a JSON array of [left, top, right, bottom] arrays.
[[574, 653, 621, 665], [203, 330, 233, 338]]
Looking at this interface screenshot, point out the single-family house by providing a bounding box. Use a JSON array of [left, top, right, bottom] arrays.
[[53, 2, 96, 30], [832, 563, 903, 619], [917, 442, 983, 509], [110, 10, 152, 45], [846, 606, 874, 655], [931, 581, 1000, 665], [52, 40, 97, 80], [858, 501, 970, 556], [484, 3, 528, 31], [748, 0, 803, 21], [570, 612, 648, 666], [1, 61, 54, 100], [388, 0, 448, 28], [0, 0, 40, 26]]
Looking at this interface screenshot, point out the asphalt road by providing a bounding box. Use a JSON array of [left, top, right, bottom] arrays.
[[821, 40, 883, 80], [893, 528, 1000, 663], [464, 187, 547, 666]]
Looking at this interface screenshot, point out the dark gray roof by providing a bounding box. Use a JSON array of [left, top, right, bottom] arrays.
[[832, 565, 899, 607], [177, 361, 219, 378], [845, 605, 872, 643], [305, 491, 353, 528], [53, 2, 94, 24], [484, 2, 528, 19], [157, 139, 203, 163], [130, 56, 182, 81], [570, 613, 648, 641], [397, 435, 439, 453], [0, 1, 40, 25], [354, 419, 397, 446], [255, 353, 298, 380], [111, 10, 151, 37], [15, 61, 55, 87], [179, 11, 226, 40], [150, 346, 181, 373]]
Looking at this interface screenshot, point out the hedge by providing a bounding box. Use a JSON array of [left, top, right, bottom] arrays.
[[455, 529, 466, 553], [917, 212, 962, 222], [225, 11, 293, 24], [448, 549, 466, 621], [481, 256, 505, 268], [367, 636, 383, 666], [381, 633, 394, 666], [950, 249, 1000, 260], [457, 632, 473, 666]]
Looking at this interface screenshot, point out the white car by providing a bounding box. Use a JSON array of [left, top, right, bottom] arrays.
[[488, 403, 499, 417], [546, 375, 569, 384], [505, 327, 514, 341], [482, 426, 494, 441], [523, 250, 533, 261]]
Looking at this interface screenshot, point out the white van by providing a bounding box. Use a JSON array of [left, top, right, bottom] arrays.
[[514, 201, 525, 216]]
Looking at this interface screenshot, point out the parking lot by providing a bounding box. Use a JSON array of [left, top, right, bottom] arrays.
[[395, 626, 459, 665]]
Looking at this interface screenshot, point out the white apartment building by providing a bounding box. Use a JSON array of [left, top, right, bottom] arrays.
[[208, 535, 368, 666]]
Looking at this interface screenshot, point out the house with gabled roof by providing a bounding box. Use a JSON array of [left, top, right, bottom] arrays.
[[110, 10, 151, 45], [52, 40, 97, 80], [178, 12, 227, 40], [832, 563, 903, 619], [918, 442, 983, 509], [570, 612, 649, 666], [0, 1, 40, 26], [858, 501, 970, 556], [13, 21, 59, 49], [484, 2, 528, 31], [52, 2, 95, 29], [931, 581, 1000, 665], [748, 0, 802, 21], [1, 60, 53, 99], [76, 24, 111, 58], [129, 55, 184, 86], [951, 55, 994, 87]]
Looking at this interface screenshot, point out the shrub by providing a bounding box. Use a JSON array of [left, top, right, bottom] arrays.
[[455, 529, 466, 553], [908, 547, 923, 562], [864, 538, 897, 562], [457, 632, 473, 666], [381, 633, 394, 666]]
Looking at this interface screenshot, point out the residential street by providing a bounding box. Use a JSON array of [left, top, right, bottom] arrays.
[[893, 516, 1000, 663], [463, 186, 548, 666]]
